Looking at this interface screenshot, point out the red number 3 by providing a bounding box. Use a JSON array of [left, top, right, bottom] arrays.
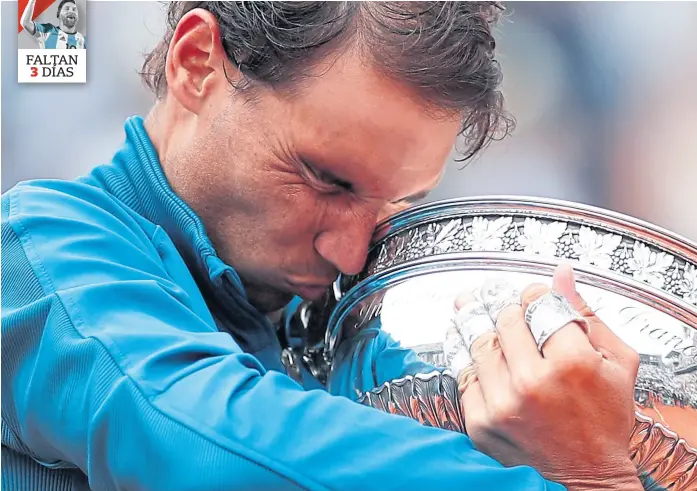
[[30, 67, 38, 77]]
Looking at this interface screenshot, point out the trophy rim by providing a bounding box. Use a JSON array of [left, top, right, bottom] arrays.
[[371, 195, 697, 258], [327, 195, 697, 330], [326, 251, 697, 356]]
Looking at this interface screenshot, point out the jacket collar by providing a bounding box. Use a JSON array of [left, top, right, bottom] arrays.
[[108, 116, 246, 289], [85, 116, 286, 347]]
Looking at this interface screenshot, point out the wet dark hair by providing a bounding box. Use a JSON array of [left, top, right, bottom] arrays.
[[141, 1, 513, 161], [57, 0, 76, 18]]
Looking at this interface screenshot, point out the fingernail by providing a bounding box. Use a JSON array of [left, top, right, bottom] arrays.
[[553, 263, 577, 297]]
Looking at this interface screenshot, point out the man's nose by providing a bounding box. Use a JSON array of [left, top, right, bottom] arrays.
[[314, 209, 378, 276]]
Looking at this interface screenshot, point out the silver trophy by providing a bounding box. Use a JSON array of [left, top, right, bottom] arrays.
[[289, 197, 697, 490]]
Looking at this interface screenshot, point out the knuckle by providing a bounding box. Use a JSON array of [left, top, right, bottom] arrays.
[[470, 332, 501, 362], [549, 354, 602, 384], [495, 304, 523, 328], [563, 353, 599, 374], [515, 372, 546, 401], [517, 356, 603, 396], [465, 415, 491, 443], [624, 347, 640, 374], [511, 369, 540, 394], [458, 367, 478, 392], [488, 398, 520, 426], [575, 297, 595, 318]]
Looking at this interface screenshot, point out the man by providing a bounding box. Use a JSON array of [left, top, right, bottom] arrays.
[[20, 0, 86, 49], [2, 3, 644, 491]]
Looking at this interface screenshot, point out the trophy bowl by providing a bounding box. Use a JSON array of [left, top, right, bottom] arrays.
[[296, 196, 697, 490]]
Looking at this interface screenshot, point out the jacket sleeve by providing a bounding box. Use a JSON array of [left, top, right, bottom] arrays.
[[1, 186, 565, 491]]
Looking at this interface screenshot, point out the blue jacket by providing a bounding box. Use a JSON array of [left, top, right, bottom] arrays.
[[1, 116, 564, 491]]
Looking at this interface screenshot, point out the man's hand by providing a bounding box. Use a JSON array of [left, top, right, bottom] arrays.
[[454, 264, 644, 491]]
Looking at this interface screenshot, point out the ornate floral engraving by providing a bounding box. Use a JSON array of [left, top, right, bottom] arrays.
[[465, 216, 512, 251], [680, 264, 697, 306], [666, 264, 684, 298], [374, 243, 389, 272], [611, 244, 633, 273], [573, 226, 623, 269], [358, 214, 696, 308], [517, 218, 568, 257], [418, 222, 441, 257], [556, 231, 578, 259], [628, 241, 675, 289], [503, 222, 524, 251], [430, 218, 462, 254]]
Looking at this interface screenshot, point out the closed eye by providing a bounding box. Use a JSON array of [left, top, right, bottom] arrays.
[[301, 159, 353, 193]]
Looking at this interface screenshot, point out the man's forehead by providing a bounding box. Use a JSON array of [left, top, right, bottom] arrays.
[[305, 137, 446, 204], [274, 49, 458, 201], [294, 119, 452, 204]]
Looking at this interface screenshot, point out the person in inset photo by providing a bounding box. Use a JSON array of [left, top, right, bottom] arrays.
[[20, 0, 86, 49]]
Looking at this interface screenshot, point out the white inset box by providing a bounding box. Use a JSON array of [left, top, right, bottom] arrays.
[[18, 0, 88, 84], [18, 49, 86, 83]]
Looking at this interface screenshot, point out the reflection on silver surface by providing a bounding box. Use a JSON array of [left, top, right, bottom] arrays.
[[348, 270, 697, 408], [305, 197, 697, 489]]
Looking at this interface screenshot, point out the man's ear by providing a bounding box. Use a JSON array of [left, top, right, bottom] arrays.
[[164, 8, 242, 114]]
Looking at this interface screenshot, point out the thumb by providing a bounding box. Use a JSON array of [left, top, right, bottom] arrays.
[[552, 263, 637, 366], [552, 263, 593, 334], [552, 263, 589, 313]]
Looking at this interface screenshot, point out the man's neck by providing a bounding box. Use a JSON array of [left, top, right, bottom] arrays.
[[59, 24, 77, 35]]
